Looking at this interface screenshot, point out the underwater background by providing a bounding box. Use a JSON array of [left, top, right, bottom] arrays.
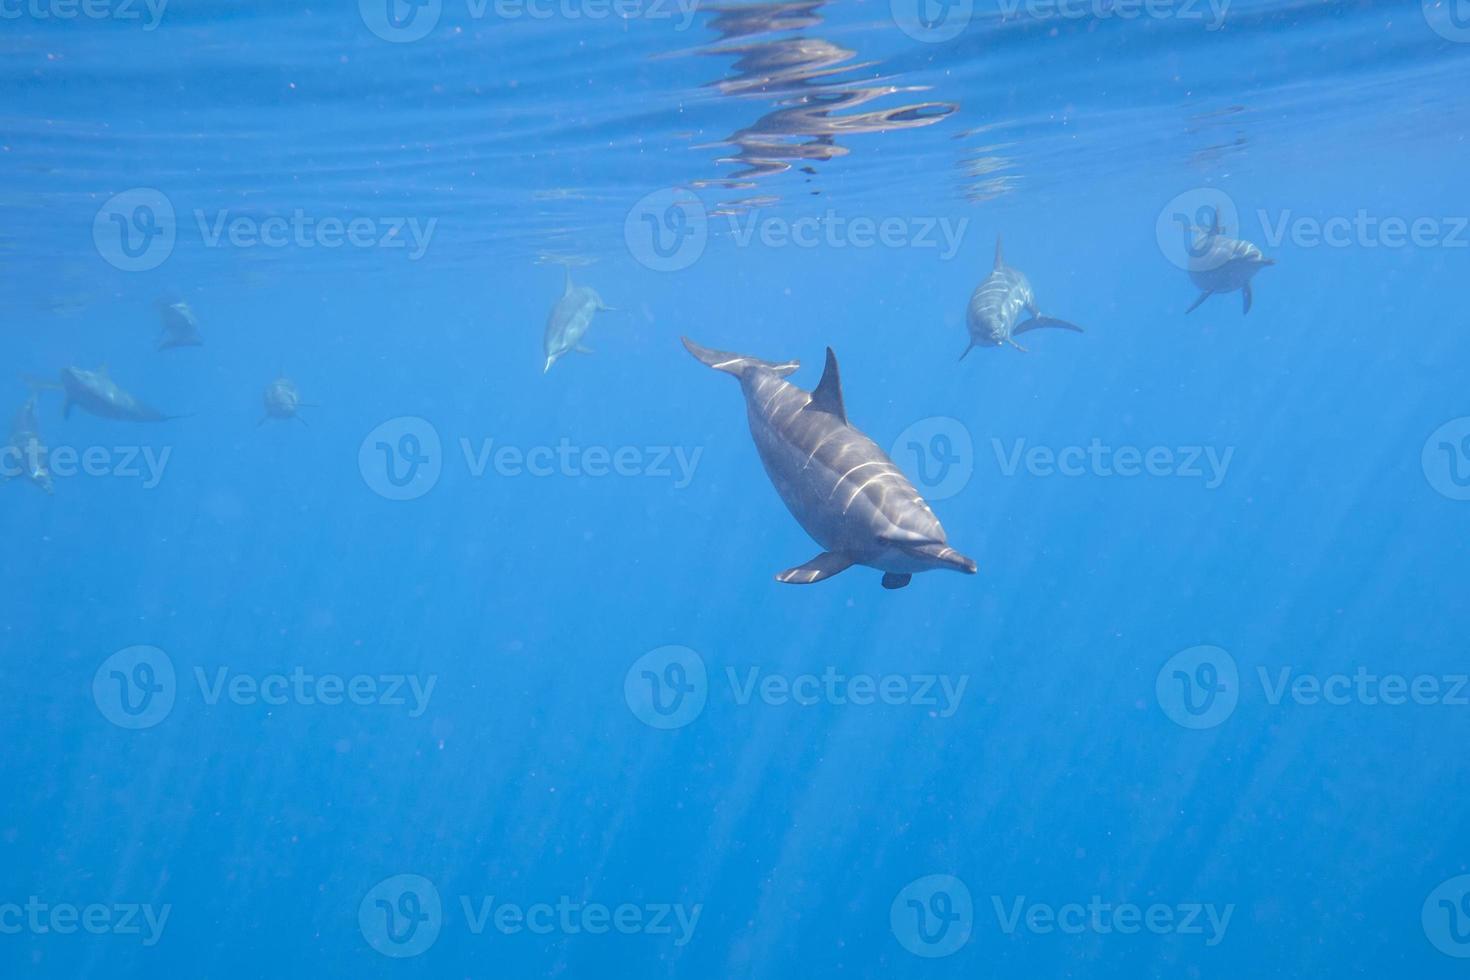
[[3, 0, 1470, 976]]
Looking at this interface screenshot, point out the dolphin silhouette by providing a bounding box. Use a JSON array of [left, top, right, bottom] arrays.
[[684, 337, 976, 590], [1185, 210, 1274, 314], [543, 268, 612, 374]]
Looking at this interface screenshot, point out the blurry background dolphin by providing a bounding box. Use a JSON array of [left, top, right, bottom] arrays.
[[962, 237, 1084, 357], [683, 337, 976, 590], [1185, 208, 1274, 314], [27, 366, 188, 423], [260, 373, 315, 427], [155, 297, 203, 351], [6, 387, 53, 494], [542, 265, 615, 374]]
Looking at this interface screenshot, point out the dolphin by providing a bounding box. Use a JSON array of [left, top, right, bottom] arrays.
[[156, 299, 203, 350], [260, 376, 313, 426], [42, 366, 186, 422], [543, 268, 612, 374], [7, 391, 53, 494], [962, 237, 1083, 357], [683, 337, 977, 590], [1185, 210, 1274, 314]]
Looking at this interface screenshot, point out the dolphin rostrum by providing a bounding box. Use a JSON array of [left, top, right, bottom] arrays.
[[962, 237, 1083, 357], [543, 268, 612, 374], [7, 390, 53, 494], [38, 366, 186, 423], [156, 299, 203, 350], [683, 337, 976, 590], [260, 376, 313, 426], [1185, 209, 1274, 314]]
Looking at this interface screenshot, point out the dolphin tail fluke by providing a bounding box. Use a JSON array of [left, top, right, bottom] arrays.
[[681, 337, 799, 379], [1185, 291, 1212, 314], [1242, 282, 1253, 314], [1015, 317, 1084, 335], [776, 551, 855, 585]]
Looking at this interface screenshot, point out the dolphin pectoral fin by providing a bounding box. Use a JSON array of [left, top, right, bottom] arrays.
[[806, 348, 847, 423], [1006, 337, 1029, 353], [1185, 291, 1212, 314], [543, 356, 555, 374], [258, 415, 269, 427], [959, 342, 975, 361], [775, 552, 855, 585], [575, 344, 593, 354], [295, 415, 309, 428], [62, 398, 73, 420], [881, 573, 912, 590], [1015, 317, 1084, 335], [1242, 282, 1253, 314]]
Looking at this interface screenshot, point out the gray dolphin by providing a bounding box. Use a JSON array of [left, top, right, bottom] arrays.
[[43, 366, 186, 422], [1185, 211, 1274, 314], [962, 237, 1084, 357], [7, 391, 53, 494], [543, 268, 612, 374], [260, 376, 313, 426], [684, 337, 976, 590], [156, 299, 203, 350]]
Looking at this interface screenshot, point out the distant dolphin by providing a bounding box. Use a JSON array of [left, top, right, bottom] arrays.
[[684, 337, 976, 590], [35, 366, 186, 422], [156, 299, 202, 350], [7, 391, 53, 494], [260, 376, 313, 426], [962, 237, 1083, 357], [1185, 211, 1274, 314], [543, 268, 612, 374]]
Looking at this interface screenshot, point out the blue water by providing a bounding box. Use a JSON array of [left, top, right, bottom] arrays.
[[4, 0, 1470, 976]]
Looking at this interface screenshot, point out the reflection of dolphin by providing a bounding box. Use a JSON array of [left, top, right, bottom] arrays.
[[963, 238, 1083, 357], [543, 268, 612, 374], [41, 366, 186, 422], [260, 376, 313, 426], [8, 391, 53, 494], [1186, 211, 1273, 314], [156, 299, 202, 350], [684, 337, 976, 590]]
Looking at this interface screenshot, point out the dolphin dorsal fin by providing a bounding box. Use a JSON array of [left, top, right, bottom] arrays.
[[993, 236, 1004, 270], [807, 347, 847, 424]]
